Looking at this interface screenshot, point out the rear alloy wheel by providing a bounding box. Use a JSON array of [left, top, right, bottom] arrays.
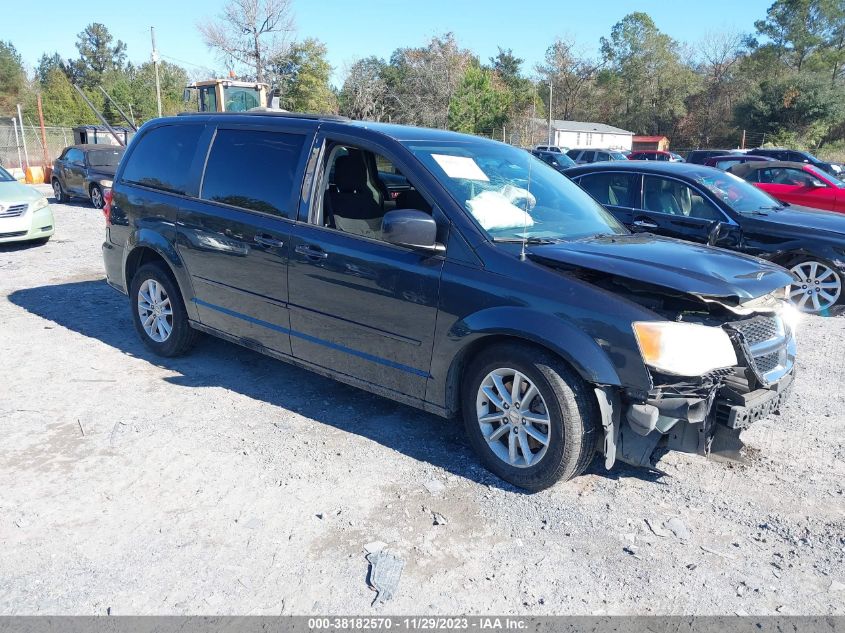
[[789, 260, 842, 314], [90, 184, 104, 209], [52, 178, 65, 203], [130, 262, 198, 356]]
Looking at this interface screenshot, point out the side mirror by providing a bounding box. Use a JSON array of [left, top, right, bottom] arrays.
[[707, 221, 726, 246], [382, 209, 444, 253], [810, 179, 827, 188]]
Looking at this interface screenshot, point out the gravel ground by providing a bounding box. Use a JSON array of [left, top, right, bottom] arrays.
[[1, 185, 844, 615]]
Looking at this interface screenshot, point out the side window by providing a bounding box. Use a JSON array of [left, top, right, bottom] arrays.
[[121, 125, 203, 195], [581, 151, 595, 162], [594, 152, 609, 162], [643, 176, 722, 220], [201, 128, 305, 217], [66, 148, 83, 164], [320, 144, 431, 241], [761, 167, 813, 186], [578, 172, 640, 207]]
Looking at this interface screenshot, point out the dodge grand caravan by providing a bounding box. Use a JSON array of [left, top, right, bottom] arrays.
[[102, 112, 798, 491]]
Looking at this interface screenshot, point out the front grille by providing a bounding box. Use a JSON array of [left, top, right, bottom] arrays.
[[0, 203, 27, 218], [725, 314, 794, 386], [731, 315, 778, 345], [0, 230, 28, 238]]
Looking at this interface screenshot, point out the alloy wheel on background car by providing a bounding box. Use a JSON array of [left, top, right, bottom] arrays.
[[137, 279, 174, 342], [789, 260, 842, 313], [475, 368, 551, 468], [52, 179, 63, 202], [90, 186, 103, 209]]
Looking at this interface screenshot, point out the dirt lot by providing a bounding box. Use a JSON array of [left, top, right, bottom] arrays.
[[1, 185, 844, 615]]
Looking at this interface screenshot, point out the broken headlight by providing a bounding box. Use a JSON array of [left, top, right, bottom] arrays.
[[632, 321, 738, 376]]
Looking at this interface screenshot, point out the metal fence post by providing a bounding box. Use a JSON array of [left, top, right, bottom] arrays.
[[16, 104, 29, 168], [11, 117, 23, 169]]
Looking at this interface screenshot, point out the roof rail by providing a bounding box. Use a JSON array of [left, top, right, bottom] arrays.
[[176, 110, 349, 122]]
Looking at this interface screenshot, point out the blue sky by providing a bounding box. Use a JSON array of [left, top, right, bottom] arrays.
[[7, 0, 772, 85]]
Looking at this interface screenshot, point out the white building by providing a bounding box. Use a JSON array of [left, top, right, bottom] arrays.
[[539, 120, 634, 151]]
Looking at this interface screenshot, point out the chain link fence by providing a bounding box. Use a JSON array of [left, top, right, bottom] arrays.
[[0, 118, 77, 172]]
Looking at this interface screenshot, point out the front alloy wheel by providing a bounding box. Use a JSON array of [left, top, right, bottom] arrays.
[[476, 368, 551, 468], [789, 260, 842, 313], [52, 179, 64, 203], [137, 279, 173, 342]]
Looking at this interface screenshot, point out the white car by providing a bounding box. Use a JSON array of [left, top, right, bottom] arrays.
[[0, 166, 54, 245]]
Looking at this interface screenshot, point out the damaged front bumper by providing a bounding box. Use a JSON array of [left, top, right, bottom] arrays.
[[599, 311, 796, 469]]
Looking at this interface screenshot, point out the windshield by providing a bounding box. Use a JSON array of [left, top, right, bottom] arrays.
[[807, 165, 845, 187], [405, 140, 627, 241], [692, 168, 786, 213], [0, 166, 13, 182], [87, 149, 123, 168]]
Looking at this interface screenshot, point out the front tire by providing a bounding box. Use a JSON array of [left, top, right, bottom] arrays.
[[789, 259, 842, 314], [130, 262, 197, 356], [461, 343, 598, 491]]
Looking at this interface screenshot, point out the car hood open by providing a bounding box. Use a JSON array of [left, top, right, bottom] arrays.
[[528, 233, 793, 304]]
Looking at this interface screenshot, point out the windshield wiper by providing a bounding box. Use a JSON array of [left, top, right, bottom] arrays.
[[492, 237, 561, 244]]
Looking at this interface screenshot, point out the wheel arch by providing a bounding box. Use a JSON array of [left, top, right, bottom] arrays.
[[123, 232, 198, 321], [439, 310, 629, 417]]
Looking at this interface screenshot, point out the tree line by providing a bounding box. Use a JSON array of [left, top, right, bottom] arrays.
[[2, 0, 844, 157]]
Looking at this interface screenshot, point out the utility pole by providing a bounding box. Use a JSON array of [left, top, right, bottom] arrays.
[[151, 27, 163, 118], [11, 117, 23, 170], [741, 129, 746, 150], [547, 80, 553, 145]]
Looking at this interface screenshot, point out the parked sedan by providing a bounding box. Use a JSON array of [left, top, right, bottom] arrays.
[[0, 165, 54, 245], [686, 149, 743, 165], [566, 161, 845, 313], [566, 148, 629, 164], [728, 161, 845, 213], [703, 155, 774, 170], [531, 149, 577, 172], [628, 150, 685, 162], [51, 144, 125, 209], [748, 147, 841, 176]]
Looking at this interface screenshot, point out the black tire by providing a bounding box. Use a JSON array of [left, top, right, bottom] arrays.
[[89, 184, 104, 209], [129, 262, 198, 357], [51, 178, 65, 203], [461, 343, 598, 491]]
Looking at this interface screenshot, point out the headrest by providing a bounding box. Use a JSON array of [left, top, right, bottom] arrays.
[[334, 152, 368, 191]]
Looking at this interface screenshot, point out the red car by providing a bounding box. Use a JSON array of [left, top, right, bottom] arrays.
[[729, 160, 845, 213], [628, 150, 685, 162]]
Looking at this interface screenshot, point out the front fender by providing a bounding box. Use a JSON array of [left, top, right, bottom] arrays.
[[428, 305, 653, 416]]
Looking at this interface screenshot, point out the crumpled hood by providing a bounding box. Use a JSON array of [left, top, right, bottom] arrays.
[[528, 233, 793, 303], [753, 205, 845, 237]]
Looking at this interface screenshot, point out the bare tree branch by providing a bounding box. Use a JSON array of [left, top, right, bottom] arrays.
[[197, 0, 295, 82]]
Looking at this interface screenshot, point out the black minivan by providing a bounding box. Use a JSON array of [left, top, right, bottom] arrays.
[[102, 112, 797, 490]]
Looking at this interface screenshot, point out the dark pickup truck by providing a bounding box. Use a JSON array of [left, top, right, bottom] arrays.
[[102, 112, 797, 490]]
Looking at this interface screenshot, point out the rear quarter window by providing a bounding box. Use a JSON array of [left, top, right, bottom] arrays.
[[121, 124, 203, 195], [200, 128, 306, 218]]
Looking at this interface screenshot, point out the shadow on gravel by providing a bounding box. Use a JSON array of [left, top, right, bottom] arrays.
[[9, 278, 663, 490], [0, 241, 49, 253]]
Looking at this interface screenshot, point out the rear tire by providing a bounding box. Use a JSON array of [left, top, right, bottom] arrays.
[[89, 184, 104, 209], [461, 343, 598, 491], [51, 178, 65, 203], [130, 262, 198, 357]]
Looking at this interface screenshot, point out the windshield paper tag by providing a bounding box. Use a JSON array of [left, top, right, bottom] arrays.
[[431, 154, 490, 181]]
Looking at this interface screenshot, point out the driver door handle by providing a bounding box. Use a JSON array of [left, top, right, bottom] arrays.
[[254, 234, 284, 248], [295, 244, 328, 260], [633, 219, 658, 229]]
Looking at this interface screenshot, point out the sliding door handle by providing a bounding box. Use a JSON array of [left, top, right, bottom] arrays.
[[254, 235, 284, 248], [295, 244, 328, 260]]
